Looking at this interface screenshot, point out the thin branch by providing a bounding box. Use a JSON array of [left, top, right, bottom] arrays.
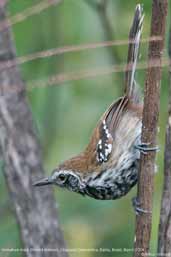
[[157, 22, 171, 256], [0, 0, 62, 32], [26, 58, 169, 90], [0, 57, 169, 94], [0, 4, 67, 257], [24, 57, 167, 88], [0, 36, 161, 72], [133, 1, 168, 257]]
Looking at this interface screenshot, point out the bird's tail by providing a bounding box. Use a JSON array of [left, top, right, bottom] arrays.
[[124, 4, 144, 102]]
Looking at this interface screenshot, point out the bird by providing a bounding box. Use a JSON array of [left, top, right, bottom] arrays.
[[33, 5, 157, 202]]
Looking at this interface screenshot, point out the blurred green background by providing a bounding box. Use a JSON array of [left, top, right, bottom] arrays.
[[0, 0, 170, 256]]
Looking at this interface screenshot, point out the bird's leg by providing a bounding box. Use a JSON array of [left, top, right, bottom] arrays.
[[132, 197, 152, 215], [135, 142, 159, 155]]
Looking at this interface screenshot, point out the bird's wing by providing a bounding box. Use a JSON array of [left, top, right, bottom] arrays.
[[91, 97, 129, 164], [103, 96, 129, 136]]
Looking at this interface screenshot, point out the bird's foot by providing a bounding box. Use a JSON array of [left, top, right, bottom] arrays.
[[135, 142, 159, 155], [132, 197, 151, 215]]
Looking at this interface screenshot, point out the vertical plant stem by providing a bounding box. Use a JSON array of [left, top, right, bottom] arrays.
[[133, 1, 168, 257], [157, 23, 171, 256], [0, 2, 68, 257]]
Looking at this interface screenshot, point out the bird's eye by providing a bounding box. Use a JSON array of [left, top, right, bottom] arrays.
[[58, 174, 66, 182]]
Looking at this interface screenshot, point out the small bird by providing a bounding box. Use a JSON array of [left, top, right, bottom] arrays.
[[34, 5, 157, 201]]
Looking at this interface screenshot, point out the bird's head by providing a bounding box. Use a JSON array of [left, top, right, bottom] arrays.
[[33, 168, 86, 194]]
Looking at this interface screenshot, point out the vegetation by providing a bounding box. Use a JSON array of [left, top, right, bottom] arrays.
[[0, 1, 170, 257]]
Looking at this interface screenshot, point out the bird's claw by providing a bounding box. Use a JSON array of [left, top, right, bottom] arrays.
[[135, 142, 159, 155]]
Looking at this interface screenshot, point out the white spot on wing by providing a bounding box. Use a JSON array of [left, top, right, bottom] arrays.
[[105, 143, 112, 157], [96, 120, 113, 163]]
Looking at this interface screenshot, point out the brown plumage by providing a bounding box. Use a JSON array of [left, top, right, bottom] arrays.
[[34, 5, 151, 201], [59, 96, 142, 173]]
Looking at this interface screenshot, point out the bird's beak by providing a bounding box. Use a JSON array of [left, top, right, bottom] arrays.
[[33, 177, 53, 187]]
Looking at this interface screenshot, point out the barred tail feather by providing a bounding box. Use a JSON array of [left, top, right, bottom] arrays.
[[125, 4, 144, 101]]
